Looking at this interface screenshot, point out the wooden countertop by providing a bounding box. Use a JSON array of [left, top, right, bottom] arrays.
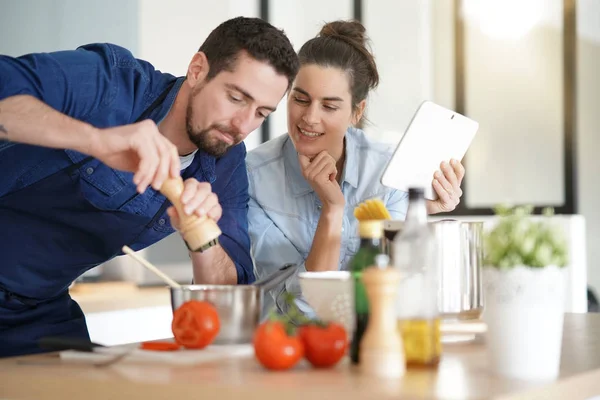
[[2, 313, 600, 399], [69, 282, 171, 314]]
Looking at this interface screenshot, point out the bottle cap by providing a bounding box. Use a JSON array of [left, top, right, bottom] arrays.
[[408, 187, 425, 200], [358, 220, 383, 239]]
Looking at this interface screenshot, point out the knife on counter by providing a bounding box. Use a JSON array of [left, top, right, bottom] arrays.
[[38, 336, 106, 352]]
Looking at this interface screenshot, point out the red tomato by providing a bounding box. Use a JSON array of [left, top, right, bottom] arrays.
[[298, 323, 348, 368], [171, 300, 220, 349], [253, 321, 304, 371]]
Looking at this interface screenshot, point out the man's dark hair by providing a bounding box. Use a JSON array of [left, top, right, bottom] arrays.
[[199, 16, 299, 90]]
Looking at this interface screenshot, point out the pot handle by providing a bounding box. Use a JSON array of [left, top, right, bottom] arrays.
[[253, 263, 298, 292]]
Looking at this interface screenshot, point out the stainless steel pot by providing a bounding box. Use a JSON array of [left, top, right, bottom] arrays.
[[383, 219, 484, 321], [170, 263, 297, 344]]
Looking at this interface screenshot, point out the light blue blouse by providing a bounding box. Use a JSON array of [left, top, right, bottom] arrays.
[[246, 127, 409, 314]]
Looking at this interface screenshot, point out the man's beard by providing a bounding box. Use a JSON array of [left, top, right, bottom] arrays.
[[186, 88, 243, 157]]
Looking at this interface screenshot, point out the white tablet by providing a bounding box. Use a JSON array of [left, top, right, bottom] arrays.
[[380, 101, 479, 201]]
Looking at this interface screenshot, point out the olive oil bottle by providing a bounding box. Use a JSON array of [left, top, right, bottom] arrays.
[[392, 187, 441, 367]]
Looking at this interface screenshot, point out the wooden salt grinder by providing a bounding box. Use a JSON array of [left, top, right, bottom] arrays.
[[359, 259, 405, 378], [160, 177, 222, 252]]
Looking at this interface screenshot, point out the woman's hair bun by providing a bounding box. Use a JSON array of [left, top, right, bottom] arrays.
[[319, 20, 367, 46]]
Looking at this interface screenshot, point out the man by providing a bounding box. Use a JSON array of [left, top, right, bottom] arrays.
[[0, 16, 299, 357]]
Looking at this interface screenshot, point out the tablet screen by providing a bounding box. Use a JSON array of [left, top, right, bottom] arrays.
[[380, 101, 479, 200]]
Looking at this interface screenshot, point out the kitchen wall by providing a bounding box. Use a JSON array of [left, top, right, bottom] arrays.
[[0, 0, 138, 55], [0, 0, 598, 294]]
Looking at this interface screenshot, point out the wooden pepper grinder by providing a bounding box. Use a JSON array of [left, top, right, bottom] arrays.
[[160, 177, 222, 252], [359, 255, 406, 378]]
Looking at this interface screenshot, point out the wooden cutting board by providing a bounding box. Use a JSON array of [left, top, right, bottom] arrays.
[[59, 342, 254, 366]]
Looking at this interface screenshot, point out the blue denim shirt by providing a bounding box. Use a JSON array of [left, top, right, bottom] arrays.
[[0, 43, 254, 298], [246, 127, 409, 313]]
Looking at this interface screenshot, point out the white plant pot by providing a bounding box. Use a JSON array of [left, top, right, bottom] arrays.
[[482, 265, 565, 381]]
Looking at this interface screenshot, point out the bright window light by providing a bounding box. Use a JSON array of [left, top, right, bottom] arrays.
[[461, 0, 545, 40]]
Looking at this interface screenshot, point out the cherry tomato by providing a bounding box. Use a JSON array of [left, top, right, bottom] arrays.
[[171, 300, 220, 349], [253, 321, 304, 371], [298, 323, 348, 368], [140, 341, 181, 351]]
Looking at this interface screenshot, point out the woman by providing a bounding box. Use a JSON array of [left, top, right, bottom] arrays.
[[246, 20, 465, 314]]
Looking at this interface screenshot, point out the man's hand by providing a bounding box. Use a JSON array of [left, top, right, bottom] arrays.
[[166, 178, 222, 230], [90, 120, 181, 193], [163, 179, 235, 285], [427, 159, 466, 214], [298, 151, 345, 210]]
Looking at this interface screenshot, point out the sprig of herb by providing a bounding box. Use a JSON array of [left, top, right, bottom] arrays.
[[484, 205, 568, 269], [266, 292, 326, 335]]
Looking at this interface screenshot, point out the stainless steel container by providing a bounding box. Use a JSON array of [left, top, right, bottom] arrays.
[[170, 263, 297, 344], [383, 219, 484, 321]]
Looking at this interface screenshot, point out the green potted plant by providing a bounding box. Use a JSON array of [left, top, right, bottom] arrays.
[[482, 205, 568, 381]]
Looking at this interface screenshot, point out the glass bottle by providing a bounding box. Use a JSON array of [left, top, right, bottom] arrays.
[[392, 187, 441, 367], [349, 219, 384, 364]]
